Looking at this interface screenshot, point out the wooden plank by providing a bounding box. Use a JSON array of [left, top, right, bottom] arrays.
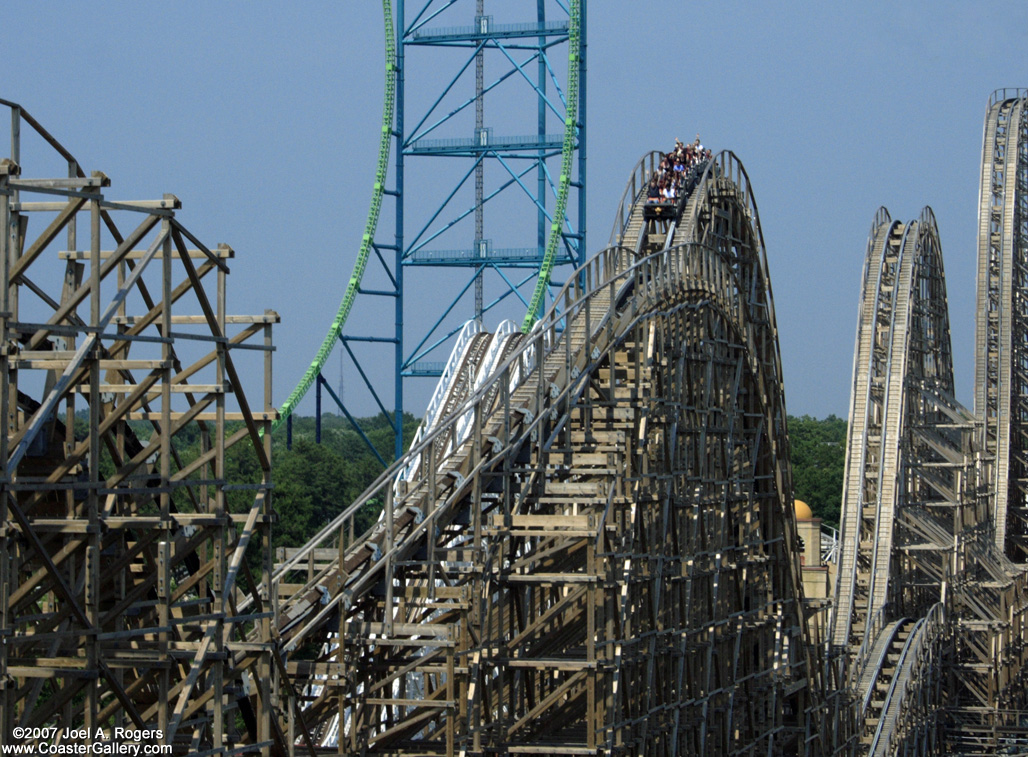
[[59, 248, 234, 260]]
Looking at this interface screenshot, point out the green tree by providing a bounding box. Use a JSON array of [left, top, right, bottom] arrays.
[[274, 437, 356, 532], [267, 412, 420, 549], [788, 414, 847, 527]]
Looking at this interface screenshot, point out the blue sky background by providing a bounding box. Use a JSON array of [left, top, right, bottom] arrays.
[[3, 2, 1027, 421]]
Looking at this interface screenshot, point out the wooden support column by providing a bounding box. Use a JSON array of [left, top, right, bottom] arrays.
[[157, 219, 173, 739], [0, 159, 14, 737], [212, 234, 227, 750], [82, 183, 102, 733]]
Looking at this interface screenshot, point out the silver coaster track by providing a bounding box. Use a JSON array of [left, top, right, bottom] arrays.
[[975, 90, 1028, 561]]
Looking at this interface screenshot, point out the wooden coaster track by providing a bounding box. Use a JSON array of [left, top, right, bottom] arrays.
[[3, 87, 1028, 756]]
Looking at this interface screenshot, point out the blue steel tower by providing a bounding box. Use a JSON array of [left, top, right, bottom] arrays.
[[308, 1, 586, 461], [395, 1, 587, 434]]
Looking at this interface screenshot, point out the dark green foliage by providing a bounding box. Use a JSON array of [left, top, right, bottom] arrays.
[[278, 412, 418, 466], [71, 407, 417, 557], [267, 412, 420, 549], [275, 438, 355, 535], [787, 414, 847, 527]]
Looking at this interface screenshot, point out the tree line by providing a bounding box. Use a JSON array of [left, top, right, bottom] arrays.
[[88, 411, 845, 558], [787, 414, 846, 526], [263, 412, 848, 545]]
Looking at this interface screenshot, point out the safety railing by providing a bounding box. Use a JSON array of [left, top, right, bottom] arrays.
[[869, 603, 946, 757], [608, 150, 663, 246], [407, 133, 565, 151], [269, 232, 765, 647], [409, 20, 569, 41], [988, 88, 1028, 110]]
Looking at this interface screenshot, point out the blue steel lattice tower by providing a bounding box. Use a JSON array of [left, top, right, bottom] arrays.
[[322, 1, 586, 460]]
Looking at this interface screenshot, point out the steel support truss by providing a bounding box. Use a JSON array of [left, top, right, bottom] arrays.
[[322, 0, 587, 465]]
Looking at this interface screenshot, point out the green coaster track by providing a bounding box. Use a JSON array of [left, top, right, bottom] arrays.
[[273, 1, 396, 433], [275, 0, 582, 433], [522, 0, 582, 333]]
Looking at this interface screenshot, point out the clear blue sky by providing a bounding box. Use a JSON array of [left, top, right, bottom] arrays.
[[3, 2, 1026, 421]]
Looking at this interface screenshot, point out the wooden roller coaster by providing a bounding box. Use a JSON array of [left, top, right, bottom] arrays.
[[2, 87, 1028, 756]]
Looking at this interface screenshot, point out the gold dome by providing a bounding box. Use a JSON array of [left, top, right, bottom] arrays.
[[794, 499, 813, 520]]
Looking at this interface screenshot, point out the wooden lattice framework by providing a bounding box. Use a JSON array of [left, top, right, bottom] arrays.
[[6, 83, 1028, 756], [268, 152, 818, 756], [0, 100, 289, 754], [831, 204, 1028, 756]]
